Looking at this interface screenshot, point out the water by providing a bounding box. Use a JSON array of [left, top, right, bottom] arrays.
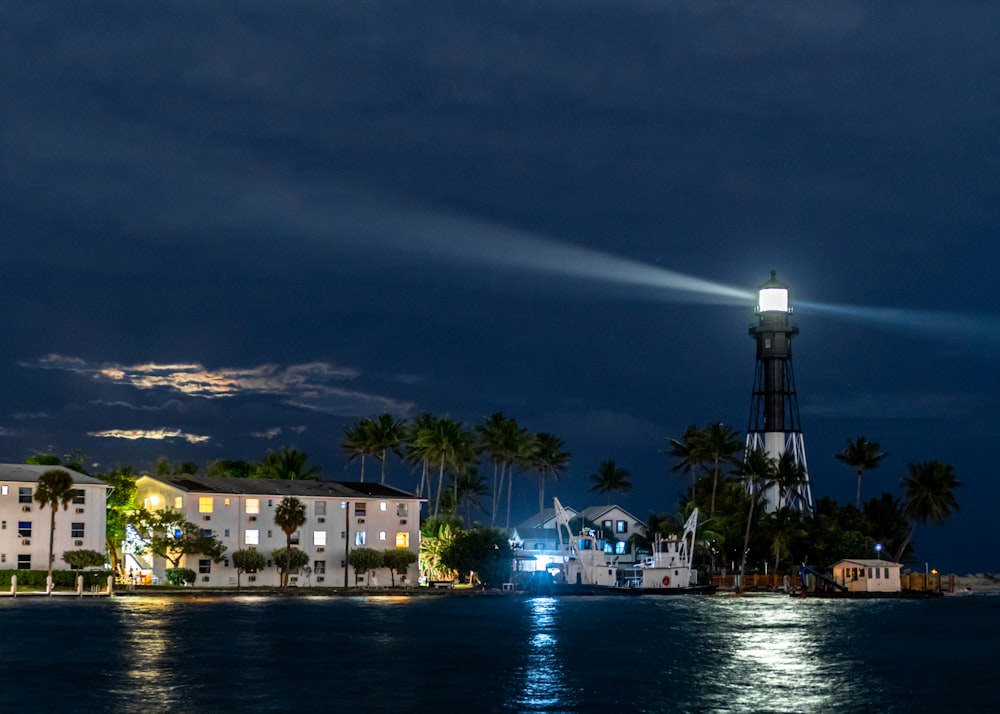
[[2, 593, 996, 712]]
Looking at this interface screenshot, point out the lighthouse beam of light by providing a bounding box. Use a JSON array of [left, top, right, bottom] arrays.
[[295, 194, 756, 305], [798, 300, 1000, 346]]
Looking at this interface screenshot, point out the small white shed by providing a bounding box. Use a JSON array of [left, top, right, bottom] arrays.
[[832, 558, 902, 593]]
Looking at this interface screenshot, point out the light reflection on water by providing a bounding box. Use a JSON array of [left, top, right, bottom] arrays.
[[514, 597, 574, 712], [1, 593, 997, 712]]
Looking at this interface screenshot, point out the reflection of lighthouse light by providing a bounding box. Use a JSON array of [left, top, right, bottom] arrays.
[[759, 287, 789, 313]]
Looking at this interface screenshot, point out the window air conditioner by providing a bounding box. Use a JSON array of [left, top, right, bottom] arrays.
[[316, 547, 325, 553], [74, 540, 84, 546], [317, 576, 325, 583], [203, 515, 211, 521], [248, 575, 256, 582], [202, 576, 210, 582], [400, 519, 407, 525], [249, 515, 257, 522], [75, 508, 85, 514], [22, 539, 31, 545], [21, 506, 31, 512], [357, 518, 365, 524], [317, 517, 325, 523]]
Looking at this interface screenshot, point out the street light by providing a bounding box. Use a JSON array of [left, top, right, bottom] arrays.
[[875, 543, 882, 560]]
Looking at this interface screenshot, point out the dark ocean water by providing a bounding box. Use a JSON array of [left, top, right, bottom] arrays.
[[1, 593, 996, 713]]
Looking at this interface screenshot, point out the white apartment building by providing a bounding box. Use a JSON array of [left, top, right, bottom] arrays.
[[134, 475, 423, 587], [0, 463, 110, 571]]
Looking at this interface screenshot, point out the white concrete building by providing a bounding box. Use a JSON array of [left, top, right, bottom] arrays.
[[0, 464, 110, 571], [134, 475, 423, 587], [832, 558, 902, 593]]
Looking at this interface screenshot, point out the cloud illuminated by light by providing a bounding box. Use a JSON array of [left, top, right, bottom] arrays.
[[87, 428, 211, 444], [253, 427, 283, 439], [0, 426, 23, 437]]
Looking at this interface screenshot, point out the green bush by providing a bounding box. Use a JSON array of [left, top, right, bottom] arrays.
[[165, 568, 197, 586]]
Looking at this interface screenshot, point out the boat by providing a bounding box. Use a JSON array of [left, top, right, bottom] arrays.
[[527, 498, 714, 596]]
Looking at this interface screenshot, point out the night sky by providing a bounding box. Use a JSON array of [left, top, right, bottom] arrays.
[[3, 2, 997, 573]]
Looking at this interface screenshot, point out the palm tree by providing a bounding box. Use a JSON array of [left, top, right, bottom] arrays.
[[474, 413, 529, 527], [34, 468, 77, 593], [835, 436, 888, 509], [404, 413, 438, 503], [370, 413, 407, 485], [413, 417, 471, 517], [259, 447, 321, 480], [738, 449, 777, 589], [760, 507, 807, 573], [588, 460, 632, 503], [273, 496, 307, 588], [695, 423, 743, 518], [772, 451, 807, 511], [530, 432, 571, 514], [895, 461, 961, 562], [453, 468, 490, 525], [342, 418, 378, 482], [663, 424, 704, 492]]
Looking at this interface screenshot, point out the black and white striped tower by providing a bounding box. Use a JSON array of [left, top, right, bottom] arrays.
[[746, 271, 813, 514]]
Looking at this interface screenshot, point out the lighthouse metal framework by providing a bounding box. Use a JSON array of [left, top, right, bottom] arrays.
[[746, 271, 814, 514]]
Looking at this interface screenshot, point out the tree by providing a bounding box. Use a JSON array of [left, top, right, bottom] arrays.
[[231, 549, 267, 588], [342, 418, 378, 482], [156, 458, 198, 476], [62, 549, 107, 586], [26, 454, 61, 466], [165, 568, 196, 586], [835, 437, 888, 509], [664, 425, 703, 492], [98, 465, 139, 578], [474, 413, 531, 528], [452, 468, 489, 525], [772, 451, 808, 511], [439, 526, 513, 587], [382, 548, 418, 587], [206, 459, 259, 479], [738, 449, 777, 589], [348, 547, 384, 586], [259, 448, 320, 481], [529, 432, 570, 515], [895, 461, 961, 561], [370, 413, 407, 485], [419, 516, 460, 582], [274, 497, 307, 588], [588, 460, 632, 503], [271, 547, 310, 583], [35, 468, 77, 592], [412, 416, 471, 517], [140, 509, 227, 571], [695, 423, 743, 518]]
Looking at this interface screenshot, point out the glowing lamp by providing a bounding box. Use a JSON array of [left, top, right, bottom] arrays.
[[757, 270, 790, 313]]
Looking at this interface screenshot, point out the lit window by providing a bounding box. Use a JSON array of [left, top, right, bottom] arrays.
[[602, 520, 612, 529], [245, 530, 259, 545], [224, 498, 231, 507], [314, 531, 327, 546], [1, 485, 7, 496], [615, 542, 626, 555], [18, 554, 30, 569], [379, 501, 387, 511], [616, 521, 627, 534], [379, 531, 387, 541], [198, 559, 211, 574], [71, 523, 85, 538], [341, 501, 347, 509], [73, 490, 85, 504], [396, 503, 408, 517], [19, 487, 32, 504], [18, 522, 32, 538], [355, 532, 366, 546], [246, 499, 260, 514], [174, 497, 183, 509], [199, 497, 213, 513], [395, 532, 409, 548], [603, 543, 612, 554], [315, 501, 327, 516]]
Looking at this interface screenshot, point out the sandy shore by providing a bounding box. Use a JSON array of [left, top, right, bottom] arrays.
[[951, 575, 1000, 594]]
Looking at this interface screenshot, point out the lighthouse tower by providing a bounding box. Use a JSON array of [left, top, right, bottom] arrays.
[[746, 271, 813, 514]]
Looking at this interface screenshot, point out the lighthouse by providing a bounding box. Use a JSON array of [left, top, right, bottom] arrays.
[[746, 271, 814, 514]]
